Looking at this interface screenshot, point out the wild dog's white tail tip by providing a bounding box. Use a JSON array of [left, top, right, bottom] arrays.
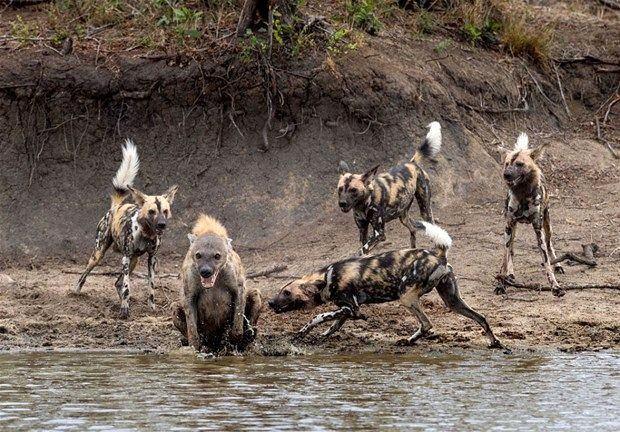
[[515, 132, 529, 151], [112, 139, 140, 192], [415, 220, 452, 250], [425, 121, 442, 157]]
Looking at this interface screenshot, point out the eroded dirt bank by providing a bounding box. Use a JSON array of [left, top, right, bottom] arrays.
[[1, 2, 619, 353]]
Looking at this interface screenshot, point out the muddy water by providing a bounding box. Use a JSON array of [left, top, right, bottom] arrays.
[[0, 351, 618, 431]]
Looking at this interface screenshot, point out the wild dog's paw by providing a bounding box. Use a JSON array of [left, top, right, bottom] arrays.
[[395, 338, 415, 346], [552, 286, 566, 297], [554, 264, 565, 274], [488, 339, 504, 350], [119, 306, 130, 319], [494, 284, 507, 295]]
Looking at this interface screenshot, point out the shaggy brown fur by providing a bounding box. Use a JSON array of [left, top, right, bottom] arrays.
[[74, 140, 178, 318], [497, 133, 565, 297], [172, 214, 262, 353]]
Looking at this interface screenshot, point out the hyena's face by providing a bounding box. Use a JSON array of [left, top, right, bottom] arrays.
[[502, 151, 539, 187], [187, 234, 230, 288], [130, 185, 178, 235], [268, 274, 323, 313], [337, 162, 379, 213]]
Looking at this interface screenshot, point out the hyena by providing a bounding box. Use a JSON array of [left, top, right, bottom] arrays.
[[497, 133, 565, 297], [268, 221, 501, 348], [172, 214, 262, 353], [73, 140, 179, 317], [338, 121, 442, 255]]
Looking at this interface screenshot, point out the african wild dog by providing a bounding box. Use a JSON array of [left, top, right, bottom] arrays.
[[497, 133, 565, 297], [171, 214, 262, 353], [73, 140, 179, 317], [268, 221, 502, 348], [338, 121, 442, 255]]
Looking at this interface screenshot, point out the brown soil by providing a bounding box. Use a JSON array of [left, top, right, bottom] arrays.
[[1, 2, 619, 354]]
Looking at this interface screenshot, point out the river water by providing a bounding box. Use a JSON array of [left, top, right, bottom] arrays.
[[0, 350, 618, 431]]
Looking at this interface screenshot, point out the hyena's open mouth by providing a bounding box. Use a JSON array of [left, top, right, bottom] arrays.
[[200, 270, 220, 288]]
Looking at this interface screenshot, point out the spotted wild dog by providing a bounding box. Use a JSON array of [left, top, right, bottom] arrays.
[[497, 133, 565, 297], [268, 221, 501, 348], [172, 214, 262, 353], [338, 121, 441, 255], [73, 140, 179, 317]]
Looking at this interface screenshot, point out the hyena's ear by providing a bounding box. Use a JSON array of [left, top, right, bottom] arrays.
[[361, 164, 380, 184], [163, 184, 179, 204], [529, 142, 549, 161], [127, 186, 146, 206], [338, 160, 350, 175], [187, 233, 197, 244]]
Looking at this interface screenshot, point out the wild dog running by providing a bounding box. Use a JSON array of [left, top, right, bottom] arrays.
[[73, 140, 179, 317], [268, 221, 502, 348], [172, 214, 262, 353], [337, 121, 442, 255], [497, 133, 565, 297]]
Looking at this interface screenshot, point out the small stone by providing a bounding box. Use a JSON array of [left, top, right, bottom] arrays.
[[0, 274, 16, 287]]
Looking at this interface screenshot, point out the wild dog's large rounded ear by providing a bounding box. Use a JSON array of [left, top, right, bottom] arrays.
[[497, 146, 510, 161], [163, 185, 179, 204], [529, 142, 549, 161], [338, 160, 350, 174], [187, 233, 197, 244], [361, 164, 380, 184], [127, 186, 146, 206]]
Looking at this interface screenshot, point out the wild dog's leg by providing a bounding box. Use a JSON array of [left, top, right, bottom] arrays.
[[543, 208, 564, 274], [399, 290, 433, 345], [74, 224, 112, 294], [499, 219, 517, 280], [296, 307, 352, 338], [415, 175, 434, 224], [533, 220, 565, 297], [354, 215, 370, 245], [359, 214, 385, 256], [436, 273, 502, 348], [115, 255, 137, 318], [399, 211, 418, 249], [147, 253, 157, 311]]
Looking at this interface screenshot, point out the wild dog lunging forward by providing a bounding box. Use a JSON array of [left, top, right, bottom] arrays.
[[497, 133, 565, 297], [338, 121, 442, 255], [73, 140, 179, 317], [268, 221, 501, 348], [172, 214, 262, 353]]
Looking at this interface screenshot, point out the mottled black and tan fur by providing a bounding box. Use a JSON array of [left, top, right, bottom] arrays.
[[172, 214, 262, 353], [497, 133, 565, 297], [268, 221, 501, 348], [73, 140, 179, 317], [338, 122, 442, 255]]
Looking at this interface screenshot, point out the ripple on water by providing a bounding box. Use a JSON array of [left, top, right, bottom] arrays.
[[0, 351, 618, 431]]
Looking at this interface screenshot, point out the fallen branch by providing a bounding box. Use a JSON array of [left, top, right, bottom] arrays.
[[246, 264, 288, 279], [555, 55, 620, 66], [552, 62, 571, 116], [551, 252, 596, 267], [595, 117, 619, 159], [597, 0, 620, 10], [457, 99, 529, 114], [500, 278, 620, 292], [61, 270, 179, 279]]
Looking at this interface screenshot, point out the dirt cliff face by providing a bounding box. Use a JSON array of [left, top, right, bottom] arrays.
[[3, 29, 616, 264]]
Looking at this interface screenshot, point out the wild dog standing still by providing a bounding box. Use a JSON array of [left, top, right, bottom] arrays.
[[268, 222, 501, 348], [73, 140, 179, 317], [497, 133, 565, 297], [338, 122, 442, 255], [172, 214, 262, 353]]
